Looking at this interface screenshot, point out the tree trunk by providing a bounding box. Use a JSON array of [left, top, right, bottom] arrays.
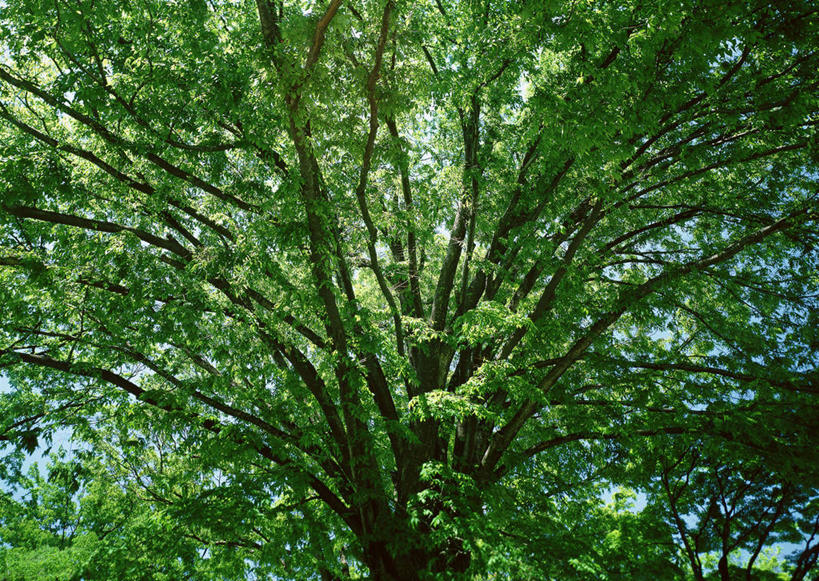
[[718, 554, 730, 581], [360, 541, 418, 581], [360, 541, 471, 581], [355, 509, 472, 581]]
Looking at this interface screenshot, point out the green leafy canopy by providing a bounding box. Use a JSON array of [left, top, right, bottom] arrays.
[[1, 0, 817, 579]]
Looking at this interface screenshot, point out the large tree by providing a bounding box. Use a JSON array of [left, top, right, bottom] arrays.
[[1, 0, 817, 578]]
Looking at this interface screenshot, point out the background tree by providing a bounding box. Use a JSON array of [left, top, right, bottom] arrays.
[[0, 447, 230, 581], [1, 0, 817, 578], [638, 437, 819, 581]]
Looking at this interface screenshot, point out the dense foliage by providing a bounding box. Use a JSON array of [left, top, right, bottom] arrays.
[[1, 0, 817, 578]]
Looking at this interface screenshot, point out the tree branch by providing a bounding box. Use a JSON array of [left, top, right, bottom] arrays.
[[481, 205, 813, 473]]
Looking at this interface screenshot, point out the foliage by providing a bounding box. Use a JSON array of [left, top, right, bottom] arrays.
[[0, 0, 817, 578], [0, 448, 223, 580]]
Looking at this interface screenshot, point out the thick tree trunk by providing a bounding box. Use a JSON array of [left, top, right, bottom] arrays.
[[353, 503, 473, 581], [360, 540, 471, 581], [377, 505, 477, 578], [360, 542, 418, 581]]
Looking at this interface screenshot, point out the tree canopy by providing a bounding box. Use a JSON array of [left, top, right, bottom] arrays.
[[1, 0, 817, 578]]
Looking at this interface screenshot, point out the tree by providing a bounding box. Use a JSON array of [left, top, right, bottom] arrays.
[[639, 438, 819, 581], [0, 0, 817, 578]]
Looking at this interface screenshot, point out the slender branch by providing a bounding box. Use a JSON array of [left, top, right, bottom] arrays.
[[591, 358, 817, 394], [0, 348, 358, 533], [498, 198, 603, 360], [524, 426, 689, 458], [3, 205, 191, 259], [352, 0, 404, 356], [430, 97, 480, 331], [305, 0, 343, 71], [0, 102, 234, 241], [0, 66, 258, 213], [386, 116, 424, 318]]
